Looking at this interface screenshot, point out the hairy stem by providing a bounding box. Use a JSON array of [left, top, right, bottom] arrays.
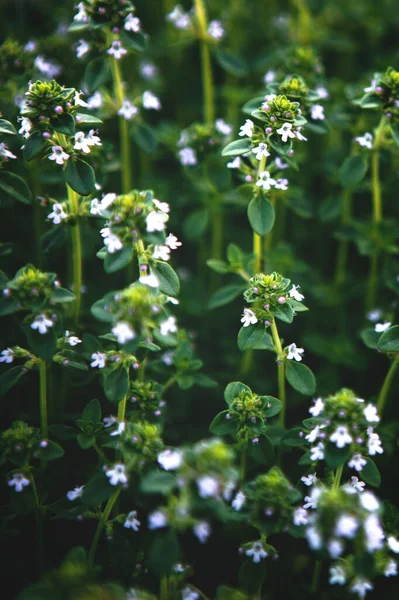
[[88, 489, 121, 567], [39, 360, 48, 439], [377, 355, 399, 417], [270, 318, 285, 427]]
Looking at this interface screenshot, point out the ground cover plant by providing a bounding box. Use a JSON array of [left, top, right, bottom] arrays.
[[2, 0, 399, 598]]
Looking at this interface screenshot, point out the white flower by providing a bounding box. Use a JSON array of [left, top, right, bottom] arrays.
[[31, 314, 54, 335], [178, 147, 197, 166], [264, 69, 276, 84], [91, 352, 107, 369], [309, 397, 324, 417], [252, 142, 270, 160], [286, 343, 304, 362], [305, 425, 324, 443], [303, 486, 323, 509], [311, 104, 325, 120], [86, 129, 102, 147], [107, 40, 127, 60], [158, 449, 183, 470], [301, 473, 317, 486], [351, 476, 365, 492], [106, 463, 128, 486], [103, 416, 117, 428], [329, 565, 346, 585], [166, 5, 191, 30], [124, 511, 141, 531], [110, 421, 126, 437], [328, 539, 344, 559], [165, 233, 182, 250], [24, 41, 37, 53], [101, 228, 123, 254], [76, 39, 90, 59], [306, 526, 322, 550], [74, 2, 88, 22], [193, 521, 211, 543], [118, 99, 138, 120], [146, 210, 169, 232], [142, 91, 161, 110], [293, 507, 308, 526], [245, 541, 267, 563], [256, 170, 276, 191], [91, 193, 116, 216], [74, 91, 89, 108], [239, 119, 254, 138], [8, 473, 30, 492], [355, 132, 373, 150], [139, 273, 160, 288], [364, 514, 384, 552], [153, 199, 170, 213], [208, 20, 224, 39], [351, 578, 373, 598], [67, 485, 84, 501], [310, 442, 324, 461], [34, 55, 61, 78], [330, 425, 353, 449], [367, 431, 383, 456], [112, 322, 135, 344], [335, 514, 359, 538], [125, 13, 141, 32], [65, 331, 82, 346], [0, 348, 14, 363], [276, 122, 296, 142], [227, 156, 241, 169], [48, 145, 69, 165], [295, 127, 308, 141], [153, 245, 171, 261], [159, 316, 177, 337], [360, 491, 380, 512], [48, 203, 68, 224], [375, 321, 391, 332], [197, 475, 219, 498], [385, 559, 397, 577], [289, 285, 304, 301], [140, 61, 158, 80], [87, 91, 103, 110], [348, 453, 367, 472], [74, 131, 92, 154], [232, 491, 246, 511], [148, 510, 168, 530], [388, 536, 399, 553], [18, 117, 32, 139], [367, 309, 382, 322], [215, 118, 232, 135], [275, 157, 288, 170], [241, 308, 258, 327], [363, 404, 380, 423], [182, 587, 199, 600], [274, 178, 289, 190], [316, 85, 329, 99]]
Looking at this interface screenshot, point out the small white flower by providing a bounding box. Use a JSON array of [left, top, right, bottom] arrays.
[[215, 118, 232, 135], [182, 587, 199, 600], [335, 514, 359, 538], [124, 13, 141, 32], [74, 131, 91, 154], [110, 421, 126, 437], [193, 521, 211, 543], [153, 199, 170, 213], [252, 142, 270, 160], [348, 453, 367, 472], [67, 485, 84, 501], [303, 486, 323, 509], [286, 343, 304, 362], [256, 170, 276, 191], [76, 39, 90, 59], [328, 539, 344, 559], [375, 321, 391, 332], [74, 91, 88, 108], [74, 2, 88, 22], [8, 473, 30, 492], [142, 90, 161, 110], [363, 404, 380, 423], [152, 245, 171, 261], [274, 178, 289, 190], [48, 203, 68, 224], [124, 510, 141, 531], [311, 104, 325, 120], [301, 473, 317, 486], [92, 193, 116, 216], [295, 127, 308, 142], [310, 442, 324, 461], [289, 285, 304, 301], [146, 210, 169, 232], [24, 41, 37, 53], [293, 507, 308, 526], [106, 463, 128, 486], [139, 273, 160, 288], [148, 510, 168, 530], [309, 397, 324, 417], [208, 20, 224, 39], [276, 122, 296, 142], [86, 129, 102, 147], [159, 316, 178, 337], [197, 475, 219, 498], [264, 69, 276, 84], [112, 322, 135, 344], [306, 526, 322, 550], [0, 348, 14, 363], [227, 156, 241, 169], [351, 578, 373, 598], [48, 146, 69, 165], [18, 117, 32, 139], [275, 157, 288, 169], [232, 491, 246, 511], [107, 40, 127, 60], [166, 5, 191, 30], [388, 536, 399, 553], [179, 147, 197, 166], [351, 476, 365, 492], [330, 425, 353, 449], [245, 541, 267, 563], [367, 431, 383, 456], [239, 119, 254, 138], [140, 61, 158, 80], [165, 233, 182, 250], [118, 99, 138, 120], [65, 331, 82, 346], [241, 308, 258, 328], [305, 425, 324, 443], [364, 514, 384, 552], [316, 85, 329, 99], [385, 559, 397, 577], [91, 352, 107, 369], [103, 416, 117, 428], [158, 449, 183, 470], [329, 565, 346, 585], [101, 228, 123, 254], [87, 91, 103, 110], [34, 55, 61, 78], [31, 314, 54, 335], [355, 132, 373, 150], [360, 491, 380, 512]]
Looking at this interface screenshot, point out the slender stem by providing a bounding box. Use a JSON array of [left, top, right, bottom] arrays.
[[117, 394, 127, 423], [332, 464, 343, 490], [253, 233, 262, 274], [39, 360, 48, 439], [270, 319, 285, 427], [377, 355, 399, 417], [311, 560, 322, 594], [334, 190, 352, 286], [68, 186, 82, 328], [366, 253, 378, 313], [240, 436, 248, 486], [160, 576, 169, 600], [93, 442, 108, 462], [194, 0, 215, 125], [88, 489, 121, 566], [371, 150, 382, 223], [291, 0, 312, 44], [162, 376, 176, 395], [31, 477, 44, 572]]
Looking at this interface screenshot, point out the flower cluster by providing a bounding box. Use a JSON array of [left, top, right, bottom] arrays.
[[118, 420, 164, 471], [128, 380, 164, 421], [166, 5, 225, 41], [177, 120, 233, 167], [360, 66, 399, 120], [267, 74, 326, 123], [0, 38, 33, 80], [73, 0, 140, 33]]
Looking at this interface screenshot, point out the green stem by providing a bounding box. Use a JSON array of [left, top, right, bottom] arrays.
[[31, 477, 44, 572], [377, 355, 399, 417], [253, 233, 262, 274], [270, 318, 285, 427], [195, 0, 215, 125], [334, 190, 352, 286], [68, 185, 82, 329], [88, 489, 121, 567], [160, 576, 169, 600], [39, 360, 48, 439], [371, 149, 382, 223], [162, 376, 176, 395], [366, 253, 378, 313], [117, 394, 127, 423], [240, 436, 248, 486], [333, 464, 343, 490], [93, 442, 107, 462], [311, 560, 322, 594]]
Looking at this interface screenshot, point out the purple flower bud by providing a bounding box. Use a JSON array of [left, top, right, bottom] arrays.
[[112, 27, 119, 33], [131, 396, 137, 402], [325, 419, 331, 425], [250, 416, 256, 422], [154, 410, 161, 416], [338, 410, 345, 417], [133, 362, 140, 369], [99, 6, 106, 13], [75, 115, 82, 123], [113, 215, 121, 223], [245, 175, 253, 182], [376, 86, 383, 93], [66, 102, 71, 108], [252, 437, 259, 444], [285, 112, 291, 118], [3, 288, 11, 296], [265, 320, 270, 327], [54, 106, 63, 114], [266, 127, 273, 134], [270, 116, 275, 122], [14, 444, 23, 452], [386, 112, 392, 118], [77, 515, 83, 521], [352, 424, 358, 430], [42, 131, 51, 139], [264, 303, 270, 309], [139, 264, 147, 272], [132, 436, 139, 443], [253, 287, 259, 293], [63, 359, 70, 366], [265, 508, 273, 516], [31, 287, 38, 295], [277, 296, 286, 304], [226, 413, 231, 420], [319, 432, 326, 439], [40, 440, 48, 448], [299, 431, 304, 437], [357, 437, 363, 444], [288, 149, 294, 156]]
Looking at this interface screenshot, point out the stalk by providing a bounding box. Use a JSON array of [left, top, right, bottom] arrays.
[[39, 360, 48, 438], [377, 355, 399, 417], [194, 0, 215, 126], [240, 433, 248, 486], [68, 185, 82, 328], [291, 0, 312, 45], [31, 477, 44, 572], [334, 189, 352, 286], [117, 394, 127, 423], [332, 464, 343, 490], [160, 576, 169, 600], [88, 489, 121, 567], [270, 318, 285, 427]]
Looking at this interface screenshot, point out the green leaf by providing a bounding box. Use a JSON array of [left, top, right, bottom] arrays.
[[39, 226, 67, 253], [140, 470, 177, 494], [0, 366, 27, 396], [183, 208, 209, 239], [120, 29, 147, 53], [65, 158, 96, 196], [0, 297, 19, 316], [76, 113, 103, 126], [104, 247, 133, 273], [0, 172, 32, 204], [377, 325, 399, 352], [216, 586, 249, 600], [360, 327, 381, 350], [339, 155, 368, 188], [273, 302, 294, 323], [51, 112, 75, 135], [247, 196, 275, 236], [248, 435, 274, 464], [214, 49, 247, 77], [192, 373, 218, 388], [209, 411, 237, 436], [361, 458, 381, 487], [0, 119, 17, 135], [222, 138, 252, 157], [23, 131, 46, 161], [84, 57, 110, 92], [130, 122, 158, 154], [391, 122, 399, 147], [206, 259, 230, 274], [36, 440, 64, 461], [149, 530, 181, 576], [208, 284, 245, 310], [359, 93, 380, 109], [82, 398, 102, 423], [25, 328, 57, 361], [104, 368, 129, 403], [238, 560, 267, 594], [77, 434, 96, 449], [224, 381, 251, 404], [152, 261, 180, 297], [176, 374, 194, 389], [51, 287, 76, 303], [90, 295, 115, 323], [282, 428, 307, 448], [81, 472, 113, 505], [237, 325, 265, 351], [269, 136, 292, 156], [262, 396, 282, 418], [324, 443, 351, 468], [285, 361, 316, 395]]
